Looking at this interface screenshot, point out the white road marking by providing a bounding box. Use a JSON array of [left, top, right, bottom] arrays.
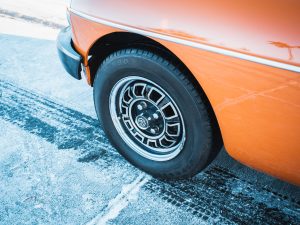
[[86, 174, 150, 225]]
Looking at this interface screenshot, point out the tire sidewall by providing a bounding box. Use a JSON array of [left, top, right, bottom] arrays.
[[94, 51, 212, 177]]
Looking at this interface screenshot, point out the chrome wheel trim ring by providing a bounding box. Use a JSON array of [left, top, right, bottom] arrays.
[[109, 76, 186, 161]]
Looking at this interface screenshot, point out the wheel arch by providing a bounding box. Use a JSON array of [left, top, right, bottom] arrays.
[[88, 32, 178, 86], [88, 31, 223, 149]]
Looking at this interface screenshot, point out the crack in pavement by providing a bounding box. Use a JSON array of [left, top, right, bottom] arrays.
[[0, 80, 299, 224]]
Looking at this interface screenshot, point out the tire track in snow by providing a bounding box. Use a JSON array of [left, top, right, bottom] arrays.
[[0, 80, 116, 163], [146, 167, 300, 224], [86, 174, 150, 225], [0, 80, 299, 224]]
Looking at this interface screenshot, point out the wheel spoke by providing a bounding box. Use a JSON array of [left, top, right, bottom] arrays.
[[159, 135, 176, 148], [122, 88, 134, 104], [166, 122, 181, 137], [160, 102, 178, 120], [134, 132, 145, 142], [133, 83, 146, 97], [147, 139, 158, 148], [147, 87, 165, 104], [121, 104, 129, 117], [123, 118, 134, 131]]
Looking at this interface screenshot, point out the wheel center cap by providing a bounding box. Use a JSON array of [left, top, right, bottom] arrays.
[[135, 115, 149, 130]]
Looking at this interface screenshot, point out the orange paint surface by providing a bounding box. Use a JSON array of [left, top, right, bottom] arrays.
[[70, 0, 300, 185], [71, 0, 300, 66]]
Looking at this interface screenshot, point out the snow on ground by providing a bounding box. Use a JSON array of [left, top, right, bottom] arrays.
[[0, 1, 299, 225], [0, 0, 67, 26], [0, 16, 59, 40]]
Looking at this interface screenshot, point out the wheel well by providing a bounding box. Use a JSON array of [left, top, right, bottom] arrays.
[[89, 32, 223, 148], [88, 32, 179, 86]]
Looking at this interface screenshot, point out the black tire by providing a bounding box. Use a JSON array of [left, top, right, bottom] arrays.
[[93, 48, 222, 179]]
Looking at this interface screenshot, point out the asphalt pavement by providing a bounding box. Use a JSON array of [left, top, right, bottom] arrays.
[[0, 2, 299, 224]]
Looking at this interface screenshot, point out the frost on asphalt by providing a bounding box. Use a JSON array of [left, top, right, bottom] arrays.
[[0, 78, 299, 224], [0, 2, 300, 224]]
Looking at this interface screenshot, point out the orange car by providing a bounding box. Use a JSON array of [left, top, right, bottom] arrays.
[[57, 0, 300, 185]]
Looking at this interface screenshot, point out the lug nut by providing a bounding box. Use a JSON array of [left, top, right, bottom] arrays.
[[150, 126, 159, 134], [153, 113, 159, 119], [137, 101, 147, 110]]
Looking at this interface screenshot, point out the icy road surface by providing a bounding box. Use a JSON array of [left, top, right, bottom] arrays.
[[0, 2, 300, 225]]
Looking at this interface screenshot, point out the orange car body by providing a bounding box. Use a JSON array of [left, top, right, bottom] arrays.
[[68, 0, 300, 185]]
